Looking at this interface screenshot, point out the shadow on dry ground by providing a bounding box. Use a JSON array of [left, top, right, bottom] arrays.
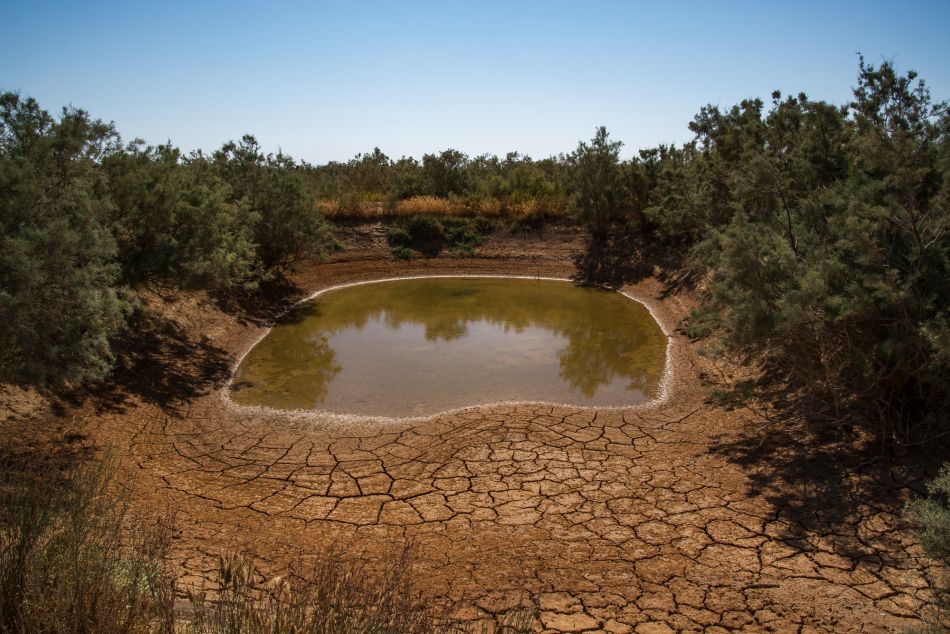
[[572, 232, 700, 298], [0, 409, 95, 490], [59, 275, 309, 417], [70, 310, 231, 416], [210, 274, 303, 327], [708, 406, 944, 564]]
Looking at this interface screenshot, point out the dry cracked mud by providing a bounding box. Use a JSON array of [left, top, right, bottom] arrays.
[[8, 239, 943, 633]]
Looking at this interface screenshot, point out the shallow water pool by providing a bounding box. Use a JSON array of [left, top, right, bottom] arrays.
[[229, 277, 667, 417]]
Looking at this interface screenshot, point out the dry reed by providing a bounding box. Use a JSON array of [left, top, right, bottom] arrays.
[[186, 547, 460, 634], [0, 454, 534, 633], [318, 196, 567, 221], [0, 455, 176, 634]]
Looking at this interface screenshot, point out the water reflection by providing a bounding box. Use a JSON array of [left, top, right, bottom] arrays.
[[231, 278, 667, 416]]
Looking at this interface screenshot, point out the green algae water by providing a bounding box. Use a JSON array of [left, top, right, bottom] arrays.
[[230, 278, 667, 417]]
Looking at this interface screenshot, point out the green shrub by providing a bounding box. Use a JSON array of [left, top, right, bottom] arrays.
[[473, 216, 496, 234], [391, 246, 414, 261], [442, 217, 484, 255], [679, 305, 719, 340], [386, 226, 414, 260], [384, 215, 446, 258], [404, 214, 446, 256], [906, 463, 950, 631], [387, 215, 493, 259], [387, 226, 412, 249], [909, 464, 950, 563]]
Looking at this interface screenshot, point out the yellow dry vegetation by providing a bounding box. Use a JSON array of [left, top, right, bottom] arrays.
[[317, 196, 567, 220]]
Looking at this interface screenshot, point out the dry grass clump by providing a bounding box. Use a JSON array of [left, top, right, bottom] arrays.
[[186, 548, 459, 634], [316, 198, 373, 220], [317, 196, 385, 220], [504, 198, 567, 221], [185, 547, 536, 633], [316, 199, 344, 217], [0, 455, 176, 634], [0, 452, 533, 633], [392, 196, 500, 217]]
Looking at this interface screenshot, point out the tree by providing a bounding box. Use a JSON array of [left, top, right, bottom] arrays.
[[569, 127, 628, 244], [646, 60, 949, 444], [345, 147, 392, 194], [213, 135, 338, 273], [391, 156, 424, 200], [104, 143, 258, 289], [420, 149, 468, 197], [0, 93, 130, 385]]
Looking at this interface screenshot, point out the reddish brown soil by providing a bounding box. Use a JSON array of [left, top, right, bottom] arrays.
[[3, 225, 941, 632]]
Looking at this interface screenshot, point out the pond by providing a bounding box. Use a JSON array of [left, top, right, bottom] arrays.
[[229, 277, 668, 417]]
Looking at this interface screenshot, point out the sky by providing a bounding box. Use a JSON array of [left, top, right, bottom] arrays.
[[3, 0, 949, 164]]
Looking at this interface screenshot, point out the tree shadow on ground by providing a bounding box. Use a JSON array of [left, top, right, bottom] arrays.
[[571, 230, 700, 295], [56, 275, 305, 417], [0, 405, 96, 486], [210, 273, 304, 327], [68, 310, 232, 416], [707, 389, 946, 565]]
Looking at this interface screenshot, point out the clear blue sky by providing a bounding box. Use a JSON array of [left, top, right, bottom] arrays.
[[4, 0, 949, 164]]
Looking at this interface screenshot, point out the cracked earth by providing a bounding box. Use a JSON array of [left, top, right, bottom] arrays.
[[27, 240, 943, 632]]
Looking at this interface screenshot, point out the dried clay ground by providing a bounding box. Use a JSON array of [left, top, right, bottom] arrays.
[[3, 224, 944, 633]]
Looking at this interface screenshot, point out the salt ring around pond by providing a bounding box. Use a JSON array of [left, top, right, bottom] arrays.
[[225, 276, 672, 421]]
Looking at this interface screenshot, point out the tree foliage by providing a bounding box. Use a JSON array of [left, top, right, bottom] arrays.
[[0, 94, 130, 384], [0, 59, 946, 447], [300, 146, 571, 212], [0, 95, 336, 386], [568, 126, 629, 243], [213, 135, 337, 272], [103, 143, 258, 289], [642, 59, 949, 444]]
